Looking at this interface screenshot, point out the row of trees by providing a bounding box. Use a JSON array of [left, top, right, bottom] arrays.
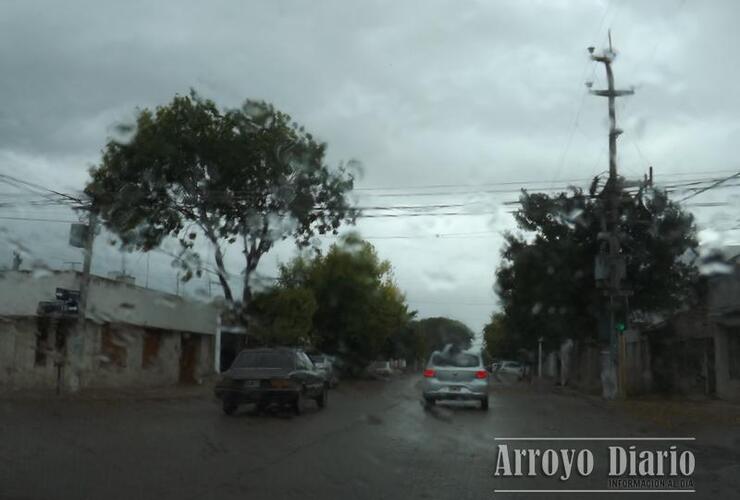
[[83, 91, 475, 372], [484, 183, 700, 359], [250, 234, 475, 372], [250, 234, 412, 372]]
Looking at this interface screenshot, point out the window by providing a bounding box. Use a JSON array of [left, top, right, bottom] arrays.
[[34, 318, 50, 367], [233, 351, 294, 369], [432, 353, 479, 368], [308, 354, 325, 363], [296, 352, 314, 370], [100, 326, 127, 368], [142, 330, 162, 369]]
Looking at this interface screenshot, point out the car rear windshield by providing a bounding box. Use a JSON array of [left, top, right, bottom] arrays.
[[431, 353, 479, 368], [233, 351, 295, 369]]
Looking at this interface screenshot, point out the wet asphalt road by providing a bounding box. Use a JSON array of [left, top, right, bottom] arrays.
[[1, 376, 738, 500]]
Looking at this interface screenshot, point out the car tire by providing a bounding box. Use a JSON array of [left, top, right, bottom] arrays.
[[222, 398, 238, 416], [480, 397, 489, 411], [424, 397, 436, 407], [316, 385, 328, 409]]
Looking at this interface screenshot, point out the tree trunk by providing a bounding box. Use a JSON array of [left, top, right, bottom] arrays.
[[213, 243, 234, 303]]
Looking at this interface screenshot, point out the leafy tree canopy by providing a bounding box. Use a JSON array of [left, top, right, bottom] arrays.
[[495, 185, 698, 352], [278, 233, 413, 372], [249, 287, 317, 347], [483, 312, 519, 360], [85, 91, 356, 308]]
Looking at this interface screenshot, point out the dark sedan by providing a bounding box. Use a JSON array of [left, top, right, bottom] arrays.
[[215, 348, 328, 416]]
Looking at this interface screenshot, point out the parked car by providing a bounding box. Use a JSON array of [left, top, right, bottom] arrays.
[[308, 352, 339, 387], [367, 360, 394, 378], [422, 350, 489, 410], [490, 361, 501, 372], [498, 360, 525, 379], [214, 347, 328, 416]]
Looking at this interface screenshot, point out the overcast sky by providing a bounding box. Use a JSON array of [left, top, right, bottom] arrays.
[[1, 0, 739, 332]]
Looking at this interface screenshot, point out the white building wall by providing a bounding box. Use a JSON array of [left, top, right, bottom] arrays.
[[0, 270, 220, 391], [0, 270, 218, 335]]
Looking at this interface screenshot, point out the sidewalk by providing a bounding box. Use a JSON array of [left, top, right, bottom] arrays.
[[0, 378, 217, 402], [525, 376, 740, 454]]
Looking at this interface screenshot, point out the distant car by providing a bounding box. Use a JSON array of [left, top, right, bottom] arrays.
[[422, 350, 489, 410], [214, 347, 328, 416], [498, 360, 524, 379], [367, 360, 393, 378], [308, 353, 339, 387]]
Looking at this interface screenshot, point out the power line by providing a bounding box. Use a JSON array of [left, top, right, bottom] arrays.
[[362, 231, 498, 240], [677, 171, 740, 203], [0, 215, 79, 223], [0, 173, 84, 206]]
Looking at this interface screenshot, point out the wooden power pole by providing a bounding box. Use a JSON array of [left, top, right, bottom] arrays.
[[588, 31, 634, 399]]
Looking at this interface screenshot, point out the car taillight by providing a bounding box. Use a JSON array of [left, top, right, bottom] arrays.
[[475, 370, 488, 379], [423, 369, 435, 378]]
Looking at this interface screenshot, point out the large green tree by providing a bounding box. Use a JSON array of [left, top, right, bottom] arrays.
[[85, 91, 356, 314], [248, 287, 317, 347], [495, 184, 698, 352], [279, 234, 413, 372], [483, 312, 518, 360]]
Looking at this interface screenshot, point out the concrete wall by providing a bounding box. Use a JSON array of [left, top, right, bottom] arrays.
[[622, 332, 652, 396], [570, 342, 602, 394], [0, 270, 219, 335], [0, 317, 58, 389], [714, 326, 740, 401], [0, 316, 214, 392]]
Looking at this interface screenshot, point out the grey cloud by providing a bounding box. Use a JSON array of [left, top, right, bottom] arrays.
[[1, 0, 739, 331]]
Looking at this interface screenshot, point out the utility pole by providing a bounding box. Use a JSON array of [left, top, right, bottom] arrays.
[[78, 210, 97, 324], [59, 208, 97, 395], [588, 31, 634, 399]]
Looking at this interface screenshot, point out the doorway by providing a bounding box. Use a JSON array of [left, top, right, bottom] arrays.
[[179, 333, 199, 384]]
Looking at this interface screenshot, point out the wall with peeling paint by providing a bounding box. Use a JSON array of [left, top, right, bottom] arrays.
[[0, 270, 218, 392]]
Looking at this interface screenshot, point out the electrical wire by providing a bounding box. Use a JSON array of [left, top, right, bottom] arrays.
[[677, 171, 740, 203]]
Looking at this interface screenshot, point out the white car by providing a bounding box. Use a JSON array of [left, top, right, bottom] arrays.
[[498, 360, 524, 378], [367, 360, 393, 378], [308, 353, 339, 387]]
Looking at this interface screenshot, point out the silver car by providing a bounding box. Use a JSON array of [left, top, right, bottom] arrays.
[[422, 350, 489, 410], [498, 360, 525, 379], [308, 353, 339, 388]]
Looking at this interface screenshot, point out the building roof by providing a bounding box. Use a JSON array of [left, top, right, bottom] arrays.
[[0, 270, 219, 335]]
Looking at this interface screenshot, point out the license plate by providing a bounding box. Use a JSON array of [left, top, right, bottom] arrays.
[[244, 380, 260, 388], [449, 386, 462, 392]]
